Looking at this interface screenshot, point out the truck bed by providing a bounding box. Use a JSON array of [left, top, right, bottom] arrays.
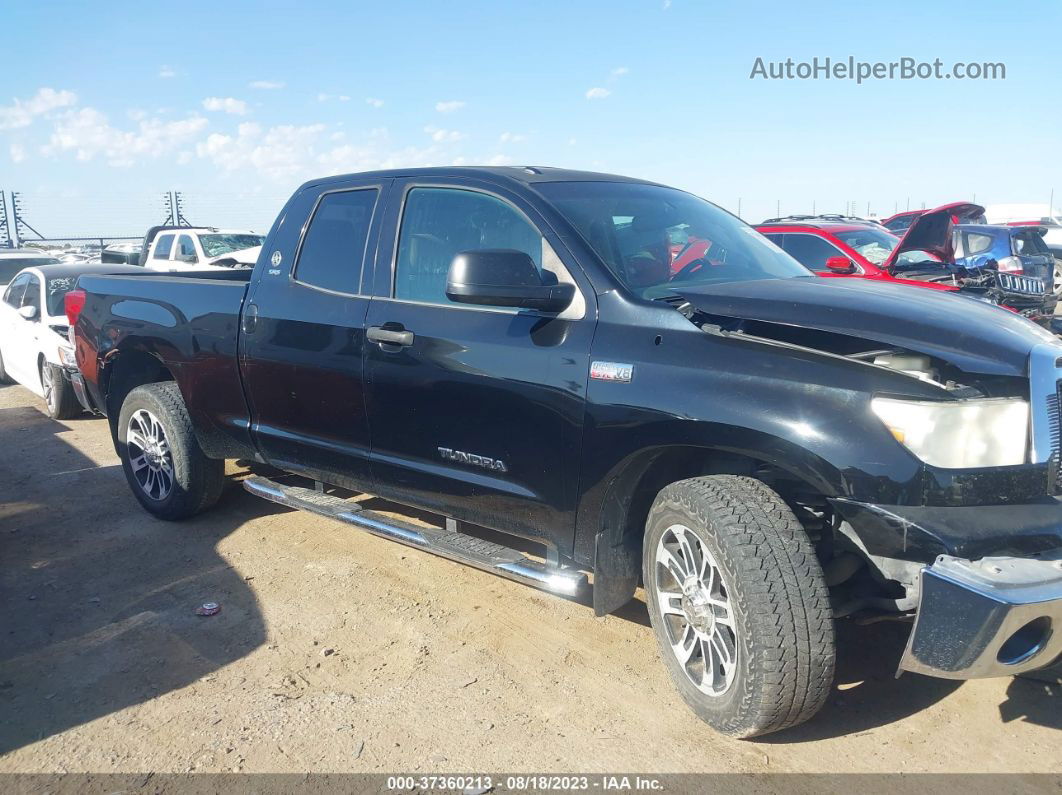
[[74, 269, 255, 460]]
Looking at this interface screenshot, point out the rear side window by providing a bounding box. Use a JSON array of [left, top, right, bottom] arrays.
[[294, 189, 379, 294], [153, 234, 174, 260], [394, 187, 544, 304], [963, 232, 994, 256], [781, 233, 844, 272]]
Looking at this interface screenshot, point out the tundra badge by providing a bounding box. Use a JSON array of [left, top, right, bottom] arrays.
[[438, 447, 508, 472]]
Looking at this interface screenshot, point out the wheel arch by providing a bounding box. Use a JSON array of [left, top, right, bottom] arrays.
[[584, 434, 844, 616], [100, 347, 178, 443]]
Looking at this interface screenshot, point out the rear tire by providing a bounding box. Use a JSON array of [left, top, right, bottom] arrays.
[[643, 475, 835, 738], [117, 382, 224, 520], [41, 361, 81, 419]]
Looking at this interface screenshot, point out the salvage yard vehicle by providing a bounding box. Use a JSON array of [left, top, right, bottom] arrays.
[[757, 203, 1057, 323], [0, 249, 59, 286], [0, 262, 140, 417], [139, 225, 264, 272], [68, 167, 1062, 738]]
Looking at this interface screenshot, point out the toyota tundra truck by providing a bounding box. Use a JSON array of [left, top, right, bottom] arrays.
[[67, 167, 1062, 738]]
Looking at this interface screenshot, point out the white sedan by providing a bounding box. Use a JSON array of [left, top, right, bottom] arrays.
[[0, 262, 141, 418]]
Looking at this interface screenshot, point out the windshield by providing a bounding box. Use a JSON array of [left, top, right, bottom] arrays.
[[198, 234, 264, 258], [537, 182, 811, 298], [0, 257, 59, 285], [832, 228, 940, 267]]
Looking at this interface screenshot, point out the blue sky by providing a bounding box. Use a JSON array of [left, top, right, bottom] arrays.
[[1, 0, 1059, 236]]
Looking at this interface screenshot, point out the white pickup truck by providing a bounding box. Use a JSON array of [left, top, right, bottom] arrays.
[[141, 226, 265, 272]]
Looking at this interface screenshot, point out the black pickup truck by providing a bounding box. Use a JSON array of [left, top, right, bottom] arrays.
[[69, 167, 1062, 738]]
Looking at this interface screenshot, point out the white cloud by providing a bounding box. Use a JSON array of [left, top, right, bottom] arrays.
[[0, 88, 78, 130], [435, 100, 466, 113], [249, 80, 285, 90], [611, 66, 630, 78], [424, 125, 465, 143], [196, 121, 327, 179], [486, 154, 512, 166], [202, 97, 249, 115], [663, 0, 672, 8], [317, 93, 351, 103], [158, 66, 176, 78], [43, 108, 208, 167], [585, 87, 611, 100], [499, 131, 526, 143], [568, 137, 577, 146], [365, 97, 384, 108], [10, 143, 26, 163]]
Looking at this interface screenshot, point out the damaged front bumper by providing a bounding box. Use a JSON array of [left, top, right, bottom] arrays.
[[899, 552, 1062, 679]]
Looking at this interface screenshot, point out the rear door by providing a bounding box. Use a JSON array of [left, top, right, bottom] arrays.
[[240, 178, 389, 492], [362, 178, 595, 554]]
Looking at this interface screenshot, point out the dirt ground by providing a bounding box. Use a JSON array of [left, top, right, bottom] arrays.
[[0, 381, 1059, 779]]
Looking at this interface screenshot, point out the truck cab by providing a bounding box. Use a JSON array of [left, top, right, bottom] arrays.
[[142, 227, 264, 272]]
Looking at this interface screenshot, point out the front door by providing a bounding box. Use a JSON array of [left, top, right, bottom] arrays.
[[363, 180, 595, 554], [240, 179, 389, 491]]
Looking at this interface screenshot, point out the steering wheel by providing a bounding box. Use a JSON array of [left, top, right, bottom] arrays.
[[671, 258, 708, 282]]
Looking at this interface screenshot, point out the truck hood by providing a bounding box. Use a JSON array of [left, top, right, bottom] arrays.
[[207, 245, 261, 267], [677, 276, 1056, 377], [882, 202, 985, 270]]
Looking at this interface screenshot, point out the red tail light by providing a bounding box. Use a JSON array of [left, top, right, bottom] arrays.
[[65, 288, 86, 327]]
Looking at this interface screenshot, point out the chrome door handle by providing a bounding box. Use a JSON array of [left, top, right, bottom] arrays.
[[367, 325, 414, 348]]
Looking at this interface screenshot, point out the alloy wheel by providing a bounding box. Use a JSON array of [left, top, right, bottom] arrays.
[[654, 523, 738, 697], [41, 364, 56, 413], [127, 409, 174, 501]]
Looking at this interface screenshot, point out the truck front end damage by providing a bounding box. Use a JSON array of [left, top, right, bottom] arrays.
[[900, 552, 1062, 678]]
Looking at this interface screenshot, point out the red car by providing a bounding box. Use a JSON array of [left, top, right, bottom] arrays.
[[754, 202, 1056, 319], [754, 206, 973, 292]]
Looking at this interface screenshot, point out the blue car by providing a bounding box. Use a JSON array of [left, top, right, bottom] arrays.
[[953, 224, 1058, 296]]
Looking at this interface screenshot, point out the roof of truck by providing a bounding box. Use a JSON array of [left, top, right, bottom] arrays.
[[301, 166, 663, 191]]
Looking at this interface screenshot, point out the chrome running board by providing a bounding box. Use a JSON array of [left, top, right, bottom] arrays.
[[243, 475, 587, 597]]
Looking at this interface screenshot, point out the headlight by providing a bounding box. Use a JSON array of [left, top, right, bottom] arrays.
[[58, 345, 77, 368], [870, 397, 1029, 468]]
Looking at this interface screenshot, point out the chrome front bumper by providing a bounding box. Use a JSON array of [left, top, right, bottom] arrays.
[[899, 552, 1062, 679]]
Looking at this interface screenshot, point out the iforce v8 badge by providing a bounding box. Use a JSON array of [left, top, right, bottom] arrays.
[[590, 361, 634, 383]]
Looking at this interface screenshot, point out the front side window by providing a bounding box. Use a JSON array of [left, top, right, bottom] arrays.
[[153, 234, 174, 260], [177, 235, 198, 261], [537, 181, 809, 298], [395, 187, 544, 304], [781, 234, 846, 272], [3, 272, 30, 306], [294, 189, 379, 294]]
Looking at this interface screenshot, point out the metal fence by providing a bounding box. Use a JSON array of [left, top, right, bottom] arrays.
[[0, 189, 286, 250]]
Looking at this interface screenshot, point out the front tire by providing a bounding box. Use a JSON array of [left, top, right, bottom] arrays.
[[0, 348, 11, 384], [117, 382, 224, 520], [643, 475, 835, 738], [41, 361, 81, 419]]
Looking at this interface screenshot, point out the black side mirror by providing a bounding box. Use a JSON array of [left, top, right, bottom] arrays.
[[446, 249, 574, 313]]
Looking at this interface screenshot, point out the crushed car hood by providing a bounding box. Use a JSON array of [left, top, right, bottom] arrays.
[[207, 245, 261, 267], [677, 276, 1056, 377], [882, 201, 985, 270]]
